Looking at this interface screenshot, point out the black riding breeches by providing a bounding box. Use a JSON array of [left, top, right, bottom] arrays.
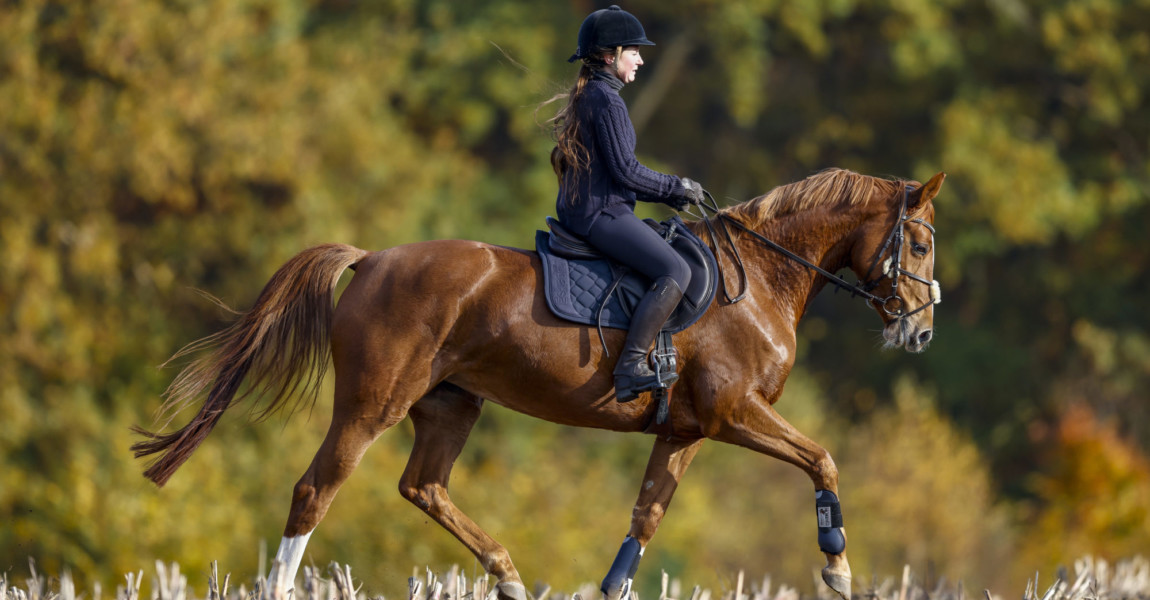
[[585, 211, 692, 292]]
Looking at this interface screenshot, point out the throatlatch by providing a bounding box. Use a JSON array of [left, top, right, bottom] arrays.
[[815, 490, 846, 554], [601, 536, 644, 600]]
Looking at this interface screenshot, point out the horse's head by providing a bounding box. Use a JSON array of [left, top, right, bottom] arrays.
[[851, 172, 945, 353]]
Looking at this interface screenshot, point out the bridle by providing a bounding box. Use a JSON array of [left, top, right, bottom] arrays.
[[856, 186, 941, 318], [692, 185, 941, 322]]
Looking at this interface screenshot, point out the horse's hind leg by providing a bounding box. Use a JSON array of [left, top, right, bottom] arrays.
[[398, 384, 527, 600], [269, 367, 421, 588], [601, 436, 705, 600]]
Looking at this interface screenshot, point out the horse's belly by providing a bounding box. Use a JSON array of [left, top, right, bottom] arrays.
[[445, 346, 652, 432]]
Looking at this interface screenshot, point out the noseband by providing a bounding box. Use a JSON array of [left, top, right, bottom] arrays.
[[696, 186, 941, 324]]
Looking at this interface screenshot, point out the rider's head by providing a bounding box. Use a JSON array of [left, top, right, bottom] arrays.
[[568, 5, 654, 83]]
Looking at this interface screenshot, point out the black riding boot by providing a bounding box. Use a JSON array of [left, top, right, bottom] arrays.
[[613, 276, 684, 402]]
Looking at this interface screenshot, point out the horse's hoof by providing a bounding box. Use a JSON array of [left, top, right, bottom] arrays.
[[821, 567, 852, 600], [496, 581, 529, 600]]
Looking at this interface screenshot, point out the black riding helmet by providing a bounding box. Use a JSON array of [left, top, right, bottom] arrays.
[[568, 5, 655, 63]]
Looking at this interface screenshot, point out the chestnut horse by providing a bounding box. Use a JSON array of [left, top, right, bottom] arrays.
[[133, 168, 945, 600]]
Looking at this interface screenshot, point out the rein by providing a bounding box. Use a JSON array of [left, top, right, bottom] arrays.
[[690, 187, 941, 320], [696, 191, 748, 303]]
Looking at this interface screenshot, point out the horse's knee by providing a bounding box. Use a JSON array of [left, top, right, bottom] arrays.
[[812, 450, 839, 488]]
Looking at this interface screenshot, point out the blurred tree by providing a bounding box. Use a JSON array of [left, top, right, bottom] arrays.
[[2, 0, 1149, 594], [1019, 404, 1150, 575]]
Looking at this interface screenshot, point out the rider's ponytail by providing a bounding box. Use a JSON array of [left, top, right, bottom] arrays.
[[545, 63, 594, 181], [540, 48, 621, 201]]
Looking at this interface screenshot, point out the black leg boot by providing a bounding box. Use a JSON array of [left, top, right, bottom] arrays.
[[613, 276, 684, 402]]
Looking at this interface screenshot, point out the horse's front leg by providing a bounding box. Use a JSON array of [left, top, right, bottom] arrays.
[[601, 436, 705, 600], [709, 397, 852, 600]]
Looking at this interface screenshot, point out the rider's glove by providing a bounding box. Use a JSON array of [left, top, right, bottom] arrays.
[[667, 194, 691, 211], [679, 177, 705, 206]]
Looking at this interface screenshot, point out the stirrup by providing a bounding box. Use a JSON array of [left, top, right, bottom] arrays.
[[614, 370, 678, 403], [615, 331, 680, 403]]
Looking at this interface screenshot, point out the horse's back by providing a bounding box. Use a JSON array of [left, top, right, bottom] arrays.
[[335, 239, 538, 332]]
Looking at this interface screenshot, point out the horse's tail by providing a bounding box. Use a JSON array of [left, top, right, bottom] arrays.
[[131, 243, 371, 487]]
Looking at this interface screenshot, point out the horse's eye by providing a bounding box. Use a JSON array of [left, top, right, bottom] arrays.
[[912, 242, 929, 256]]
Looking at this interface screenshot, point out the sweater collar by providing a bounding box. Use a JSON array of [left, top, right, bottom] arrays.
[[591, 68, 625, 92]]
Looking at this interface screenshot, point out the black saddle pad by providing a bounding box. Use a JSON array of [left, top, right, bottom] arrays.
[[536, 216, 718, 333]]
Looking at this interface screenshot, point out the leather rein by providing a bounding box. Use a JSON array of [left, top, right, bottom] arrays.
[[689, 187, 941, 321]]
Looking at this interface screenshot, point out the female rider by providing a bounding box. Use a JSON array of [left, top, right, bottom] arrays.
[[549, 5, 705, 402]]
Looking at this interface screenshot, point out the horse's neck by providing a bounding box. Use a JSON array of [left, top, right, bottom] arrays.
[[736, 205, 864, 320]]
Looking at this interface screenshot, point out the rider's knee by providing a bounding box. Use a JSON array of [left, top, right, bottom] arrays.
[[670, 256, 691, 292]]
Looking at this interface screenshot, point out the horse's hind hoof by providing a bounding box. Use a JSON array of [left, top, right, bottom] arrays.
[[821, 566, 852, 600], [496, 581, 529, 600]]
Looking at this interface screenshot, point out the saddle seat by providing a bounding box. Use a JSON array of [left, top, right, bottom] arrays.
[[544, 216, 604, 260]]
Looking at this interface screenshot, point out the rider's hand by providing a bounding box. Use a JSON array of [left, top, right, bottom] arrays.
[[679, 177, 705, 206]]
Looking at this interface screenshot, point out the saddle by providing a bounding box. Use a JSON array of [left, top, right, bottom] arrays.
[[536, 215, 718, 336], [536, 215, 718, 437]]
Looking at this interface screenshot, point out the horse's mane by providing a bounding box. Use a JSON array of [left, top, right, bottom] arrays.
[[720, 168, 911, 228]]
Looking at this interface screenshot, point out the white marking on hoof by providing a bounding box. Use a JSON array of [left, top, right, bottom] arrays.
[[822, 565, 852, 600], [270, 532, 313, 589]]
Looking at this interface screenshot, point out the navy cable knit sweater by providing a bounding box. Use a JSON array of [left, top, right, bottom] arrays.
[[556, 70, 687, 236]]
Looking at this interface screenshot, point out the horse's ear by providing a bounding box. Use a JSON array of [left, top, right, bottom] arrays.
[[907, 172, 945, 212]]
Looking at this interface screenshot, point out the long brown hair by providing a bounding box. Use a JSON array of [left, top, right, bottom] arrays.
[[542, 48, 621, 196]]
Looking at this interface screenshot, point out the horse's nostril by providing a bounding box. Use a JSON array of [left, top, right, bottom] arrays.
[[918, 330, 933, 345]]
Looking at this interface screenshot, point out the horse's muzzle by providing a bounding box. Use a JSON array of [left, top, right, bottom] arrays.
[[884, 319, 933, 353]]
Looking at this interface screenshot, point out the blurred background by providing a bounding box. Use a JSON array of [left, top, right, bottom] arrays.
[[2, 0, 1148, 597]]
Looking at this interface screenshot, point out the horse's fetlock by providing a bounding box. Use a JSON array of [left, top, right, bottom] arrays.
[[482, 552, 515, 580], [819, 527, 847, 555], [601, 536, 645, 600], [815, 490, 846, 554]]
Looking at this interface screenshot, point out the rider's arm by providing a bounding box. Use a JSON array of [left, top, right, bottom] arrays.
[[594, 98, 690, 205]]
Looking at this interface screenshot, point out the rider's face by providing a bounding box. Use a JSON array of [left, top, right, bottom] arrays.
[[608, 47, 644, 84]]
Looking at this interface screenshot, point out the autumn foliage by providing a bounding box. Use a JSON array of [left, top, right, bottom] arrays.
[[2, 0, 1149, 597]]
